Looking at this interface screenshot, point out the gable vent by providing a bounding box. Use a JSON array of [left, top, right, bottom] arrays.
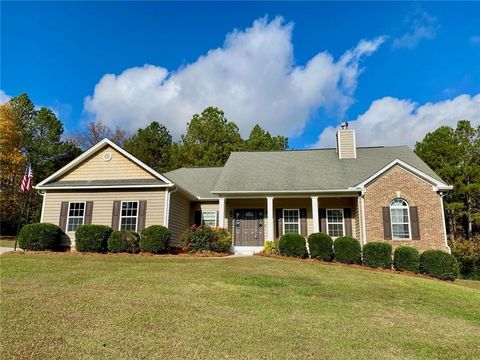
[[336, 126, 356, 159]]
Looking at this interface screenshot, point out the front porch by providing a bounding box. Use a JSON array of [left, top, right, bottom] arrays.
[[216, 195, 363, 255]]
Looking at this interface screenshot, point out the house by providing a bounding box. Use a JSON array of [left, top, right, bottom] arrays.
[[35, 126, 452, 254]]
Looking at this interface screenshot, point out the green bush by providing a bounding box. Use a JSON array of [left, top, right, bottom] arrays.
[[393, 246, 420, 272], [278, 233, 307, 258], [334, 236, 361, 264], [451, 236, 480, 279], [18, 223, 62, 251], [140, 225, 171, 254], [363, 242, 392, 268], [75, 225, 112, 253], [181, 225, 232, 253], [261, 241, 279, 255], [107, 230, 140, 253], [420, 250, 460, 280], [308, 232, 334, 261]]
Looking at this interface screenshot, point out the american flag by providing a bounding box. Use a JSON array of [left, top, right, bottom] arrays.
[[20, 163, 33, 193]]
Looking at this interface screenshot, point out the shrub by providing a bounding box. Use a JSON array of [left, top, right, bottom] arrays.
[[181, 225, 232, 253], [107, 230, 140, 253], [334, 236, 361, 264], [420, 250, 460, 280], [140, 225, 171, 254], [363, 242, 392, 268], [261, 241, 279, 255], [394, 246, 420, 272], [75, 225, 112, 253], [18, 223, 62, 251], [451, 236, 480, 279], [278, 233, 307, 258], [308, 232, 334, 261]]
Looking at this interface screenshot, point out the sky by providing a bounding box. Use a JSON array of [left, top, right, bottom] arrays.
[[1, 1, 479, 149]]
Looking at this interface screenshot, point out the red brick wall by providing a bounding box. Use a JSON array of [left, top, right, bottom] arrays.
[[363, 165, 449, 252]]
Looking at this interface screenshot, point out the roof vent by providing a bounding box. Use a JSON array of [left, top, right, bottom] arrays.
[[336, 126, 356, 159]]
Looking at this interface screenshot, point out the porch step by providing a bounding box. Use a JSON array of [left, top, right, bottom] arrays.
[[233, 246, 263, 256]]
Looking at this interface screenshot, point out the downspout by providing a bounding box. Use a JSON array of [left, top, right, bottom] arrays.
[[360, 188, 367, 246], [163, 187, 178, 228], [439, 192, 451, 254]]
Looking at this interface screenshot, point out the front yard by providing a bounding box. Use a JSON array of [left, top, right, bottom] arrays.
[[1, 253, 479, 359]]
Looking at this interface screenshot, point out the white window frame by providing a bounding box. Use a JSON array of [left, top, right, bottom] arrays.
[[67, 201, 86, 232], [326, 208, 345, 238], [390, 199, 411, 240], [120, 200, 139, 232], [283, 209, 300, 234], [201, 211, 217, 227]]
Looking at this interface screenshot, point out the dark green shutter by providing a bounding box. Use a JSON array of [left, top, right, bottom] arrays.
[[137, 200, 147, 233], [382, 207, 392, 240], [409, 206, 420, 240], [111, 201, 121, 230], [344, 208, 352, 237], [276, 209, 283, 238], [300, 208, 307, 236], [194, 210, 202, 226], [319, 208, 327, 233], [59, 201, 68, 232], [84, 201, 93, 225]]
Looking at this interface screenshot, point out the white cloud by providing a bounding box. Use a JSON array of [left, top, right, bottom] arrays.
[[392, 11, 438, 49], [314, 94, 480, 148], [0, 89, 11, 104], [84, 17, 386, 138]]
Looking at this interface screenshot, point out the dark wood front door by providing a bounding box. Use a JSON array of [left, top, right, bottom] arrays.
[[234, 209, 264, 246]]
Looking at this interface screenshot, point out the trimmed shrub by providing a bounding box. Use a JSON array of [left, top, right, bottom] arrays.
[[107, 230, 140, 253], [451, 236, 480, 279], [334, 236, 361, 264], [75, 225, 112, 253], [261, 241, 279, 255], [308, 232, 334, 261], [420, 250, 460, 280], [363, 242, 392, 268], [18, 223, 61, 251], [181, 225, 232, 253], [140, 225, 171, 254], [278, 233, 307, 258], [394, 246, 420, 272]]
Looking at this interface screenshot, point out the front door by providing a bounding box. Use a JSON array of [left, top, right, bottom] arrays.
[[234, 209, 264, 246]]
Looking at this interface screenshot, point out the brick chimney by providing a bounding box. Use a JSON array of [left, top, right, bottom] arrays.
[[336, 122, 356, 159]]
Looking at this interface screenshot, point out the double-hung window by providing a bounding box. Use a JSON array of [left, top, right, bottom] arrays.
[[120, 201, 138, 231], [283, 209, 300, 234], [326, 209, 344, 237], [202, 211, 217, 227], [390, 199, 411, 239], [67, 202, 85, 232]]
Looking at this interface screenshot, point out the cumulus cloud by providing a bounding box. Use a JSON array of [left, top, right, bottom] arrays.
[[84, 17, 386, 137], [314, 94, 480, 148], [392, 11, 438, 49], [0, 89, 11, 104]]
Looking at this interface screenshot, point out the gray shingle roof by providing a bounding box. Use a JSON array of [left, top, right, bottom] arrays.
[[163, 167, 222, 199], [212, 146, 445, 193], [41, 179, 167, 188]]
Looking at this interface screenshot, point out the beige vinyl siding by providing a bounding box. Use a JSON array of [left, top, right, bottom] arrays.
[[168, 191, 192, 246], [337, 130, 356, 159], [59, 145, 155, 182], [191, 201, 220, 224], [42, 189, 166, 247]]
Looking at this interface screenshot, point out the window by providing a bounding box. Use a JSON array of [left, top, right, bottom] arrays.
[[390, 199, 411, 239], [202, 211, 217, 227], [326, 209, 344, 237], [283, 209, 300, 234], [67, 202, 85, 232], [120, 201, 138, 231]]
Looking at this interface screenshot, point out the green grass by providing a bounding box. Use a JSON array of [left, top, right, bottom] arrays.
[[1, 253, 479, 360], [0, 237, 16, 247]]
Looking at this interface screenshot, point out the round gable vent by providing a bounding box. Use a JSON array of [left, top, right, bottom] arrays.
[[103, 151, 112, 161]]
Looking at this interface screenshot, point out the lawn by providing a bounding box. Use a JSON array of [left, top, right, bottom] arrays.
[[1, 253, 479, 360], [0, 237, 16, 248]]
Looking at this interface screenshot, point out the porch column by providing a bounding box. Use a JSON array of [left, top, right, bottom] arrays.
[[218, 197, 225, 228], [311, 196, 319, 233], [267, 196, 274, 241]]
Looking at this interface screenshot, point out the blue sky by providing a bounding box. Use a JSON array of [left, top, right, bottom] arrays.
[[1, 1, 479, 149]]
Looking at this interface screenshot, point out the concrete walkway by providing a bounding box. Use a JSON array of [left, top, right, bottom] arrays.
[[0, 247, 16, 254]]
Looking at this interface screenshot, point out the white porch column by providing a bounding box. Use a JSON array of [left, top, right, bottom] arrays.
[[311, 196, 319, 233], [267, 196, 274, 241], [218, 197, 225, 228]]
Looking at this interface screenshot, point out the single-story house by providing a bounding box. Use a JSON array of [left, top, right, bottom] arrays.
[[35, 127, 452, 254]]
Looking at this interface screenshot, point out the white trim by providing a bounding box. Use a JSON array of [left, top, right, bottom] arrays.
[[119, 200, 139, 232], [439, 193, 451, 253], [218, 198, 225, 228], [359, 195, 367, 245], [352, 130, 357, 159], [212, 189, 360, 195], [163, 189, 173, 228], [35, 184, 174, 190], [311, 196, 319, 233], [326, 208, 345, 238], [201, 210, 217, 227], [39, 191, 46, 223], [355, 158, 450, 189], [35, 138, 174, 188], [267, 197, 274, 241], [390, 199, 412, 240], [66, 201, 86, 232], [283, 209, 300, 234]]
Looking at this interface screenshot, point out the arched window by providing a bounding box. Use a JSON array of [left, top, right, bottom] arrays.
[[390, 199, 411, 239]]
